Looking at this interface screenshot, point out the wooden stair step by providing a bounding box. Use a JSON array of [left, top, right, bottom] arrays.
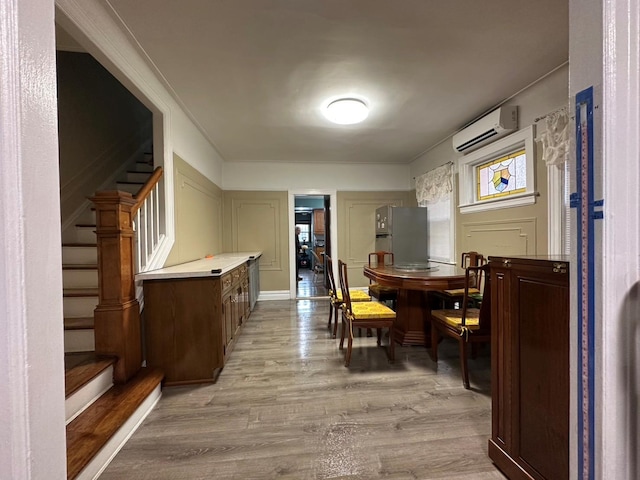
[[73, 224, 96, 229], [62, 264, 97, 270], [64, 317, 94, 330], [66, 367, 164, 480], [63, 288, 99, 297], [62, 242, 97, 247], [64, 352, 116, 398]]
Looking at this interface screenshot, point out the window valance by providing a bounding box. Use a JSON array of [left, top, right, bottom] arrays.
[[415, 162, 453, 204], [538, 106, 572, 167]]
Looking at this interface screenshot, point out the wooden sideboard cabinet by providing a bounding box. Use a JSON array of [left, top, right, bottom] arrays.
[[143, 262, 249, 386], [488, 255, 570, 480]]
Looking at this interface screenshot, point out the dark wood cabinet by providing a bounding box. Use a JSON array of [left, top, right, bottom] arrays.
[[143, 262, 249, 386], [313, 209, 325, 234], [488, 255, 569, 480]]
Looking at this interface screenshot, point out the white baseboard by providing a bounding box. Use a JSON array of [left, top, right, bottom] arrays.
[[257, 291, 291, 301]]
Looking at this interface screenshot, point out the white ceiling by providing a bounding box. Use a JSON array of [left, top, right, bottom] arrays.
[[100, 0, 568, 164]]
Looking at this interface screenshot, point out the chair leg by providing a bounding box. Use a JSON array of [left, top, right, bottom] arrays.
[[327, 302, 333, 330], [339, 314, 346, 350], [459, 339, 470, 389], [430, 322, 439, 362], [345, 324, 354, 367], [388, 326, 395, 363], [376, 328, 382, 346], [332, 305, 340, 338]]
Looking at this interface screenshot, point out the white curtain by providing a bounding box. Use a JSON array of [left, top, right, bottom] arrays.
[[415, 163, 454, 264], [416, 162, 453, 204], [538, 106, 572, 167]]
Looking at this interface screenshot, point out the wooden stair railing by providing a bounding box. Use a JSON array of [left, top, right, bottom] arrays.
[[90, 166, 163, 383]]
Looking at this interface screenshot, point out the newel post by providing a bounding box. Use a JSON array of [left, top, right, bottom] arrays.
[[90, 190, 141, 383]]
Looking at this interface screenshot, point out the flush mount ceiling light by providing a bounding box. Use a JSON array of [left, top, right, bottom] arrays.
[[323, 98, 369, 125]]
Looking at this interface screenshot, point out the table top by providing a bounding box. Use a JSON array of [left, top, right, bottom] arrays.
[[136, 252, 262, 281], [364, 263, 467, 291]]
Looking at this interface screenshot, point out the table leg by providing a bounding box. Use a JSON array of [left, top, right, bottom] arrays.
[[393, 289, 432, 347]]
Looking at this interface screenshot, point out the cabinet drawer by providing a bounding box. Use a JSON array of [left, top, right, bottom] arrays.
[[221, 272, 233, 293]]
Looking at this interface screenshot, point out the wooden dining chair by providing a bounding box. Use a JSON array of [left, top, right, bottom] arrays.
[[367, 251, 398, 310], [326, 256, 371, 338], [338, 259, 396, 367], [429, 264, 491, 389], [435, 251, 486, 309], [310, 249, 325, 284]]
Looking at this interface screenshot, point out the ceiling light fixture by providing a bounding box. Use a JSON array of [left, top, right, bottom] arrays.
[[324, 98, 369, 125]]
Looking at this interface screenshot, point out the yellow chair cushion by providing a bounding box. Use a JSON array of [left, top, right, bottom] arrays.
[[432, 308, 481, 330], [442, 287, 480, 296], [349, 301, 396, 320], [330, 289, 371, 302]]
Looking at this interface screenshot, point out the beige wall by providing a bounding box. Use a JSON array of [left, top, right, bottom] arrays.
[[222, 190, 289, 291], [218, 190, 415, 292], [57, 51, 152, 223], [456, 147, 548, 258], [410, 65, 569, 262], [337, 191, 415, 288], [165, 153, 223, 266]]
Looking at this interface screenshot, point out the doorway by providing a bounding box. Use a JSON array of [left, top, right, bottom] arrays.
[[294, 195, 330, 299]]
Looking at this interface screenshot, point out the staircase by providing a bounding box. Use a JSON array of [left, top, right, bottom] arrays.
[[62, 153, 163, 480], [62, 154, 155, 352]]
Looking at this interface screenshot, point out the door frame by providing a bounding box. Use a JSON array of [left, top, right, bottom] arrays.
[[288, 190, 337, 299]]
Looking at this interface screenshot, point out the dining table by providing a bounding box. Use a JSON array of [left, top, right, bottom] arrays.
[[363, 263, 467, 346]]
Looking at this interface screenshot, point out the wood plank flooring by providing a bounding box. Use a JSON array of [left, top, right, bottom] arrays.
[[297, 267, 328, 298], [99, 299, 505, 480]]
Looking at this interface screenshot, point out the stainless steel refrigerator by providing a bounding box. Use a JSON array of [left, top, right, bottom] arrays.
[[375, 205, 429, 268]]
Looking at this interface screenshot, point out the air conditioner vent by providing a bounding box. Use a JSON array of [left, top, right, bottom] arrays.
[[452, 106, 518, 153]]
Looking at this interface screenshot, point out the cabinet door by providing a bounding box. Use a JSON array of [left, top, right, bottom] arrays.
[[223, 293, 233, 354], [490, 265, 512, 452], [313, 209, 325, 234], [510, 262, 569, 480], [241, 278, 250, 323]]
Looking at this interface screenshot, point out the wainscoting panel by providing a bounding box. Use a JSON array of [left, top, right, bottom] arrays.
[[172, 173, 223, 264], [165, 154, 223, 266], [338, 192, 412, 288], [461, 217, 538, 258], [231, 199, 281, 272]]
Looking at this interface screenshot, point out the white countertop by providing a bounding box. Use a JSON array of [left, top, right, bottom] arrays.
[[136, 252, 262, 281]]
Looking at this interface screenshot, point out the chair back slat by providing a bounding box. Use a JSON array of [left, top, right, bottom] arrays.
[[326, 256, 337, 297], [477, 264, 491, 330], [461, 251, 486, 268], [337, 259, 352, 314], [368, 251, 394, 267]]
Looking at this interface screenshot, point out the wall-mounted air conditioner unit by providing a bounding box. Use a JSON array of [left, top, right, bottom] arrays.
[[452, 106, 518, 154]]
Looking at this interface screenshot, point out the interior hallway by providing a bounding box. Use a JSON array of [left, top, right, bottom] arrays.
[[100, 299, 503, 479], [297, 266, 329, 298]]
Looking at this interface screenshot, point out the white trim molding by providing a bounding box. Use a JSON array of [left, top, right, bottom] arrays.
[[599, 0, 640, 479], [547, 162, 565, 255], [1, 0, 67, 477]]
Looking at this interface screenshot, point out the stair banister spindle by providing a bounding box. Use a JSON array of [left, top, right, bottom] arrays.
[[135, 208, 142, 273]]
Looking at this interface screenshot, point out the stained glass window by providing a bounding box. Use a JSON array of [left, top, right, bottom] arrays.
[[476, 149, 527, 201]]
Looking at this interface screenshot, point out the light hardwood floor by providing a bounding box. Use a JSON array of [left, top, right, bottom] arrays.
[[100, 299, 505, 480], [297, 267, 328, 298]]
